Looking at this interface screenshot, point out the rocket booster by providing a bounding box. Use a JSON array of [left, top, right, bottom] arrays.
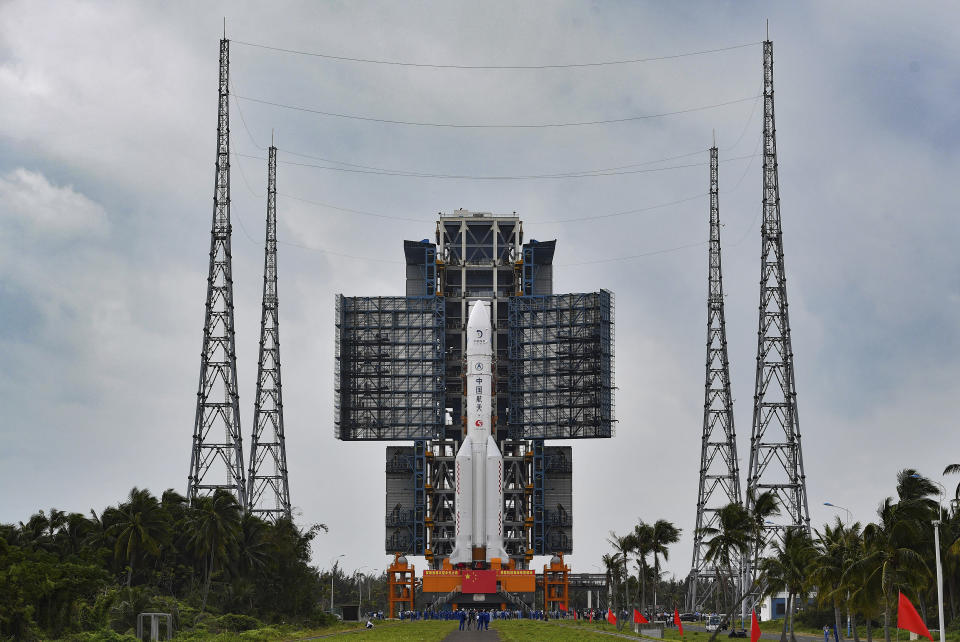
[[450, 301, 507, 566]]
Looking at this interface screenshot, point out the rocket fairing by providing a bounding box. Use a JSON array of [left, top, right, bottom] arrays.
[[449, 301, 507, 566]]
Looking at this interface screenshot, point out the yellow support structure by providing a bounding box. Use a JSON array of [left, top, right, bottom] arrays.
[[387, 553, 416, 618], [543, 552, 570, 614]]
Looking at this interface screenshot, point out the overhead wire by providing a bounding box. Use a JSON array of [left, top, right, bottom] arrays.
[[224, 37, 764, 264], [231, 39, 760, 70], [237, 151, 758, 180], [235, 94, 761, 129], [554, 141, 763, 265], [277, 146, 710, 179], [229, 143, 759, 264]]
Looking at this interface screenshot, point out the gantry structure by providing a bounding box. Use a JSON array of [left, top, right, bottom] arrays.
[[688, 145, 742, 612], [247, 144, 292, 519], [335, 210, 614, 578], [188, 38, 247, 505], [744, 38, 811, 601]]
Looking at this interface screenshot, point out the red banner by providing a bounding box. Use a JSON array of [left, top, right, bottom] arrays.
[[462, 569, 497, 593], [898, 592, 933, 641]]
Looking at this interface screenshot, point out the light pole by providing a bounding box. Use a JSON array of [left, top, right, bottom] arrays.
[[824, 502, 853, 637], [356, 566, 368, 612], [823, 502, 852, 525], [911, 475, 946, 642], [329, 554, 345, 612]]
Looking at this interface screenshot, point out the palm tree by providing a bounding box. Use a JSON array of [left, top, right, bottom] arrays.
[[607, 530, 636, 627], [843, 526, 880, 642], [17, 510, 50, 550], [650, 520, 681, 615], [812, 517, 861, 640], [943, 464, 960, 502], [107, 487, 168, 588], [602, 553, 619, 613], [760, 527, 815, 642], [186, 489, 243, 613], [701, 491, 781, 642], [701, 502, 753, 617], [57, 512, 93, 558], [856, 497, 930, 642], [633, 522, 654, 614]]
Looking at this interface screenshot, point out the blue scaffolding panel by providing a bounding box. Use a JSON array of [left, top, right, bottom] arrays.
[[335, 295, 445, 440], [508, 290, 616, 439]]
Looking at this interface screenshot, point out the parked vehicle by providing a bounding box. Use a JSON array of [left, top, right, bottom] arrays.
[[706, 615, 726, 631]]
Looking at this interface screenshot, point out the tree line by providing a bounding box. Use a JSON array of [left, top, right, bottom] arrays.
[[602, 469, 960, 642], [0, 487, 330, 639]]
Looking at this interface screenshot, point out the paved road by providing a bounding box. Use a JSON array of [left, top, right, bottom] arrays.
[[443, 626, 500, 640], [685, 623, 824, 642]]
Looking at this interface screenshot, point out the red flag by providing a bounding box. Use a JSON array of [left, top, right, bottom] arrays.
[[674, 608, 684, 636], [751, 609, 761, 642], [607, 608, 617, 625], [634, 609, 649, 624], [590, 610, 594, 622], [898, 592, 933, 641], [559, 603, 567, 611], [574, 609, 578, 620]]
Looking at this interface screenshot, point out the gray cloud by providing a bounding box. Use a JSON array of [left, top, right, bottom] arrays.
[[0, 0, 958, 584]]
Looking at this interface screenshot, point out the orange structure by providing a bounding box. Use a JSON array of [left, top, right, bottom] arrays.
[[387, 553, 416, 618], [543, 553, 570, 612]]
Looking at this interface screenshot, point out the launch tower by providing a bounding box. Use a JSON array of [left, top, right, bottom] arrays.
[[335, 210, 614, 611], [188, 38, 246, 505], [688, 145, 742, 612], [743, 39, 811, 614]]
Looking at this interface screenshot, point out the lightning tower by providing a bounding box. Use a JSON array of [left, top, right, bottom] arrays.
[[688, 144, 742, 612], [187, 38, 247, 505], [744, 38, 811, 584], [247, 144, 292, 519]]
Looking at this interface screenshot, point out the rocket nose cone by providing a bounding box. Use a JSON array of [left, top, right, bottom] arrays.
[[467, 301, 493, 355], [467, 300, 490, 326]]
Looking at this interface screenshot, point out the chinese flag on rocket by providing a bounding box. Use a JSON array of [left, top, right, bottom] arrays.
[[462, 569, 497, 593]]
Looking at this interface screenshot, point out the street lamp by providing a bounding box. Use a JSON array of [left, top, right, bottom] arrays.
[[329, 554, 345, 611], [356, 566, 369, 611], [911, 474, 946, 642], [824, 502, 854, 636], [823, 502, 852, 525]]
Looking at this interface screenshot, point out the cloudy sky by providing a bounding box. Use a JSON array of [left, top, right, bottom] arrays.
[[1, 1, 958, 582]]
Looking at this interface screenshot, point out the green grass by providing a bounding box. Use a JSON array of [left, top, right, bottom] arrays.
[[159, 621, 375, 641], [312, 620, 458, 640], [496, 619, 634, 640], [546, 619, 691, 640]]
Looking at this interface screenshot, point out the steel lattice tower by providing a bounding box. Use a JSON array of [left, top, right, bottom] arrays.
[[688, 145, 742, 612], [187, 38, 247, 505], [745, 38, 811, 562], [247, 145, 292, 519]]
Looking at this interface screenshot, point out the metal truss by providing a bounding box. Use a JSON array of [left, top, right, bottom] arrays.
[[188, 38, 246, 505], [501, 439, 533, 565], [508, 291, 616, 439], [247, 145, 292, 520], [335, 295, 446, 440], [745, 40, 811, 598], [425, 439, 457, 561], [688, 145, 742, 612]]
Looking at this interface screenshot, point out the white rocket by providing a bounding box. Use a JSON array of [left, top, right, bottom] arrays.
[[449, 300, 508, 566]]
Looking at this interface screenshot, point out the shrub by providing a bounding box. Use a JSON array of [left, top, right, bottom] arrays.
[[214, 613, 263, 632]]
